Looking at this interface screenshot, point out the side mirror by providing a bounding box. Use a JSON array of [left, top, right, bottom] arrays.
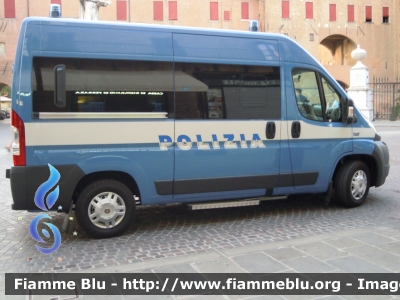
[[342, 98, 354, 125], [54, 64, 66, 108]]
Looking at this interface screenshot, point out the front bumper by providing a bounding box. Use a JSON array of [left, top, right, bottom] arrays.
[[372, 141, 390, 187]]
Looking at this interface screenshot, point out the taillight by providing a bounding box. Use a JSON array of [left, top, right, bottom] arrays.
[[11, 110, 26, 166]]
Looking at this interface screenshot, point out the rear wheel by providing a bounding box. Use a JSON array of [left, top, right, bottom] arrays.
[[75, 180, 135, 238], [334, 161, 370, 207]]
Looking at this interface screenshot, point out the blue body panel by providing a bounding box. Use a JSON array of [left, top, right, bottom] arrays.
[[173, 33, 280, 64], [25, 143, 175, 205], [36, 24, 173, 58]]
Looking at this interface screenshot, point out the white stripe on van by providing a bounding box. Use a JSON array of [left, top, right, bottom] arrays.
[[24, 120, 375, 147], [289, 121, 375, 140], [287, 121, 354, 140], [352, 127, 378, 139], [25, 121, 174, 146]]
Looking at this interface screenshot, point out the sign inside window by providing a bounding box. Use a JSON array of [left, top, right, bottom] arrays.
[[75, 91, 164, 95]]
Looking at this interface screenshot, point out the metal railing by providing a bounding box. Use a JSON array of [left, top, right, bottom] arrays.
[[370, 77, 400, 120]]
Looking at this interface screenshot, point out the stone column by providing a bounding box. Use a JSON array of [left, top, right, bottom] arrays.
[[346, 45, 374, 121]]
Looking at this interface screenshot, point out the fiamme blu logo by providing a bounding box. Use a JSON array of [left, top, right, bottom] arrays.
[[28, 164, 62, 254]]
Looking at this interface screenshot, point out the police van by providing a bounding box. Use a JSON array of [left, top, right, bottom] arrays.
[[6, 17, 390, 238]]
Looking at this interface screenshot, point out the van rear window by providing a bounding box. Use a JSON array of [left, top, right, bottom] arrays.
[[32, 57, 174, 115]]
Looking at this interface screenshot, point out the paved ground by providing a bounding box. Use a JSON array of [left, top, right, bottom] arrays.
[[0, 119, 400, 299]]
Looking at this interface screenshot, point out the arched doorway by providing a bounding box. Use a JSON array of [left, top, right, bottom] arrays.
[[319, 35, 357, 87], [319, 35, 356, 66]]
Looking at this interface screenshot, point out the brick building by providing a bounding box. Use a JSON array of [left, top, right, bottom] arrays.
[[0, 0, 398, 90]]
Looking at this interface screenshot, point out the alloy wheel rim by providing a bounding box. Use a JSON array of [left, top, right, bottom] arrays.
[[88, 192, 126, 229], [351, 170, 367, 200]]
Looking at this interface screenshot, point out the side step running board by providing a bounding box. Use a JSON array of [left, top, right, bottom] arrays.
[[186, 196, 287, 210]]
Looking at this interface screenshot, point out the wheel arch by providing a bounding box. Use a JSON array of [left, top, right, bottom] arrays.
[[72, 171, 141, 204], [332, 154, 378, 187]]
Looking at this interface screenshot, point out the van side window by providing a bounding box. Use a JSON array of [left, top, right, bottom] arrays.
[[175, 62, 281, 120], [292, 69, 342, 122], [174, 63, 208, 119], [321, 77, 341, 122], [292, 69, 323, 121], [32, 57, 174, 115]]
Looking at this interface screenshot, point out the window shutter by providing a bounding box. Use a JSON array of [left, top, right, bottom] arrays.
[[224, 11, 230, 21], [329, 4, 336, 21], [210, 2, 219, 20], [154, 1, 163, 20], [241, 2, 249, 19], [305, 2, 313, 19], [383, 7, 389, 18], [365, 6, 372, 20], [282, 1, 289, 18], [169, 1, 177, 20], [117, 1, 127, 21], [348, 5, 354, 22], [4, 0, 16, 18]]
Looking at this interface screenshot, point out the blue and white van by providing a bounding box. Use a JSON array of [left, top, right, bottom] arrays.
[[6, 17, 390, 238]]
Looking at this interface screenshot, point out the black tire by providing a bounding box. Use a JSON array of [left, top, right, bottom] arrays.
[[75, 180, 136, 238], [334, 161, 370, 208]]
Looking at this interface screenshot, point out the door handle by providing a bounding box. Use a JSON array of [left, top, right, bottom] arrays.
[[266, 122, 276, 139], [291, 121, 301, 138]]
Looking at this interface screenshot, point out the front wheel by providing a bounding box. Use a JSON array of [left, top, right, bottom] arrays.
[[75, 180, 136, 238], [334, 161, 370, 208]]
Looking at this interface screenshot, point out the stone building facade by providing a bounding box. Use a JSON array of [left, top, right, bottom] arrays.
[[0, 0, 398, 90]]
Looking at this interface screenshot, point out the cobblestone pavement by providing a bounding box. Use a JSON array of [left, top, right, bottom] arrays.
[[0, 120, 400, 299]]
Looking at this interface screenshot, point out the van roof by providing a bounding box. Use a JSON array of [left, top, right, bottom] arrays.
[[23, 16, 292, 41], [19, 17, 320, 67]]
